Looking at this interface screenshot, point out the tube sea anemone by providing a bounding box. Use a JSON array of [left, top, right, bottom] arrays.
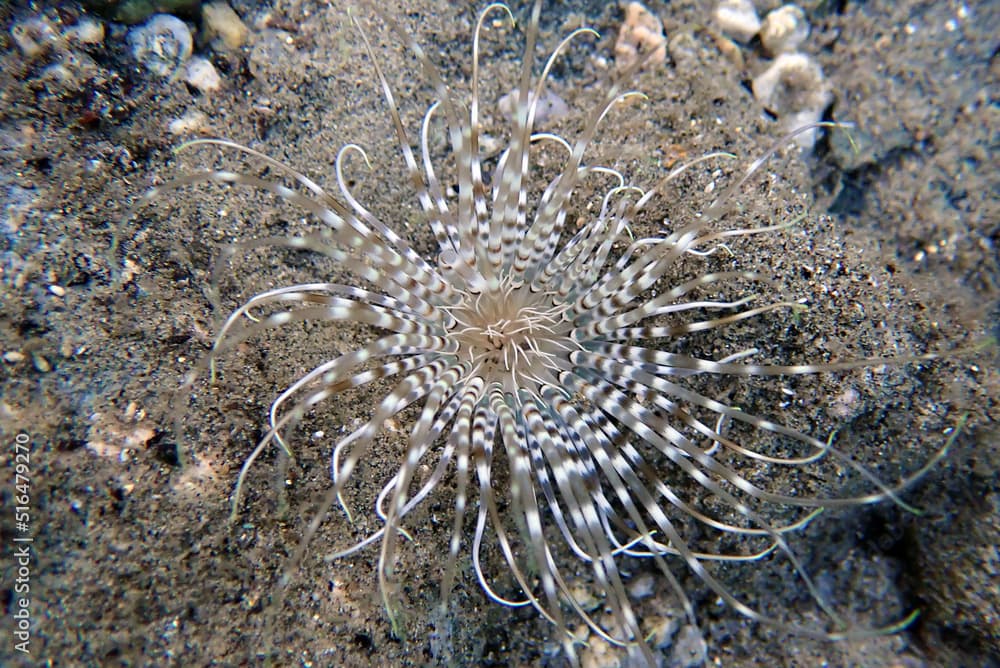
[[124, 1, 971, 664]]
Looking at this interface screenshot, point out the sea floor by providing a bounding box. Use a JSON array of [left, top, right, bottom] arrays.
[[1, 1, 997, 666]]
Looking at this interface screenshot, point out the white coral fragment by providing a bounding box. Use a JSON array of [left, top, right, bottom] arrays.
[[714, 0, 761, 43], [752, 52, 832, 148], [615, 1, 668, 70]]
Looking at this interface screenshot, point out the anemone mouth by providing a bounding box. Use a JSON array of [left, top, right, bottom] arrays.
[[446, 271, 578, 390]]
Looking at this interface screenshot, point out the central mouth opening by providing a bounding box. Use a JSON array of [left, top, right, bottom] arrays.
[[446, 274, 576, 386]]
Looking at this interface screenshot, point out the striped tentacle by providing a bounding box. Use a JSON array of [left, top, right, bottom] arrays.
[[496, 26, 601, 277], [238, 359, 457, 567], [530, 168, 635, 296], [469, 4, 516, 278], [523, 394, 652, 657], [469, 393, 520, 606], [573, 363, 926, 640], [438, 377, 489, 602], [491, 388, 630, 659], [577, 270, 773, 338], [575, 349, 917, 511], [229, 335, 447, 517], [511, 85, 642, 282], [153, 168, 460, 312], [644, 392, 827, 468], [528, 174, 630, 298], [271, 352, 439, 459], [574, 158, 794, 321], [333, 143, 457, 281], [539, 387, 652, 561], [176, 138, 446, 293], [416, 100, 465, 256], [478, 388, 571, 637], [352, 13, 464, 259], [491, 0, 542, 276], [324, 375, 478, 563], [511, 20, 666, 284], [212, 284, 450, 355], [369, 7, 487, 277], [558, 183, 641, 293], [572, 226, 701, 321], [557, 365, 855, 638], [520, 395, 607, 563], [260, 356, 466, 645], [602, 300, 803, 341], [377, 361, 471, 625], [202, 304, 451, 478], [211, 232, 458, 323], [546, 387, 707, 652]]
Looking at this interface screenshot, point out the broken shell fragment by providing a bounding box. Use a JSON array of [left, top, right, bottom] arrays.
[[760, 4, 810, 56], [752, 52, 832, 148]]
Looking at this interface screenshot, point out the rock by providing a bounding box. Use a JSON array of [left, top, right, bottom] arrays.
[[615, 1, 668, 71], [184, 56, 221, 93], [31, 352, 52, 373], [127, 14, 193, 78], [202, 1, 249, 51], [579, 635, 618, 668], [779, 108, 828, 148], [667, 30, 700, 70], [3, 351, 27, 364], [760, 4, 810, 56], [751, 52, 832, 148], [713, 0, 761, 44]]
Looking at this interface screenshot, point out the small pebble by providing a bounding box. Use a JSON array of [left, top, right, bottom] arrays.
[[168, 110, 209, 135], [667, 30, 700, 69], [65, 17, 106, 46], [202, 2, 250, 51], [567, 583, 602, 612], [628, 573, 655, 600], [670, 625, 707, 668], [184, 56, 221, 93], [3, 351, 26, 363], [713, 0, 761, 43], [579, 635, 617, 668], [31, 352, 52, 373], [40, 52, 100, 92], [760, 4, 810, 56], [128, 14, 193, 78], [48, 284, 66, 297]]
